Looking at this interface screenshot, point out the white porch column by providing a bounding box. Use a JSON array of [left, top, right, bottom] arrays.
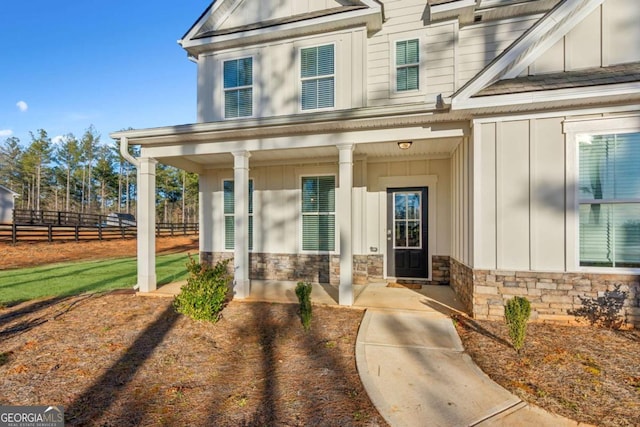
[[137, 157, 157, 292], [337, 144, 354, 306], [233, 151, 251, 298]]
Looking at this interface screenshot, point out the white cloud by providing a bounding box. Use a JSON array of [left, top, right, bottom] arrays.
[[0, 129, 13, 137], [16, 101, 28, 112], [52, 135, 65, 144]]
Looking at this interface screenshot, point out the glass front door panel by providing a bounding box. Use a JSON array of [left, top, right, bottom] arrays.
[[394, 192, 422, 248]]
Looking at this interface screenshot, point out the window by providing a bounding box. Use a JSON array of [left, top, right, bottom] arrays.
[[223, 180, 254, 250], [301, 176, 335, 251], [579, 132, 640, 267], [393, 192, 422, 248], [396, 39, 419, 92], [223, 57, 253, 118], [300, 44, 334, 110]]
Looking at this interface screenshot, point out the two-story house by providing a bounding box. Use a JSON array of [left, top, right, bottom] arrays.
[[111, 0, 640, 327]]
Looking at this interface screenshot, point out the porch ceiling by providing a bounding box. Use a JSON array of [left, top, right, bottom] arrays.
[[155, 136, 461, 171]]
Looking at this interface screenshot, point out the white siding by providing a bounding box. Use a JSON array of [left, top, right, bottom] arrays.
[[451, 137, 472, 265], [458, 16, 538, 88], [474, 116, 567, 272], [197, 29, 366, 122], [529, 0, 640, 74]]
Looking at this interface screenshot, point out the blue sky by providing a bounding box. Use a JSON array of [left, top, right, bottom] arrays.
[[0, 1, 212, 147]]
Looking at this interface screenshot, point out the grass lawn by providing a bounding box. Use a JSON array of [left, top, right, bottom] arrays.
[[0, 253, 194, 306]]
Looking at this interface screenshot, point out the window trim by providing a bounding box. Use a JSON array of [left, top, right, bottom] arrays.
[[222, 56, 255, 120], [565, 114, 640, 274], [300, 173, 337, 254], [298, 43, 336, 112], [223, 178, 254, 252], [395, 38, 420, 93]]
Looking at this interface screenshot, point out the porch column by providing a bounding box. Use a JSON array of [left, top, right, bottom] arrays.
[[337, 144, 354, 306], [137, 157, 157, 292], [233, 151, 251, 298]]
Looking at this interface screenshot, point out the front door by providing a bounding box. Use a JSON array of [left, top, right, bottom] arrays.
[[386, 188, 428, 279]]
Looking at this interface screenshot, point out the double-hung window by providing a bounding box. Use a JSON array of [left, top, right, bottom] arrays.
[[223, 57, 253, 118], [396, 39, 419, 92], [301, 176, 335, 251], [578, 132, 640, 268], [223, 179, 254, 250], [300, 44, 334, 110]]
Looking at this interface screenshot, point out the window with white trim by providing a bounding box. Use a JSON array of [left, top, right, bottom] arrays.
[[300, 44, 334, 110], [223, 179, 253, 250], [396, 39, 419, 92], [223, 57, 253, 118], [578, 132, 640, 267], [301, 176, 335, 251]]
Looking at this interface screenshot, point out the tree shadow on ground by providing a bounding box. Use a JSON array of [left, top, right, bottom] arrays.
[[65, 303, 180, 425]]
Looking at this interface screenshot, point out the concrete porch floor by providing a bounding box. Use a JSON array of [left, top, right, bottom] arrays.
[[140, 280, 467, 315]]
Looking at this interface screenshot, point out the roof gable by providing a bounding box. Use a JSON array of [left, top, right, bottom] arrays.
[[452, 0, 606, 107], [180, 0, 382, 55]]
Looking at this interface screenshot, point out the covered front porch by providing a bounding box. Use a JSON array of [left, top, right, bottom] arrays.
[[111, 107, 470, 306]]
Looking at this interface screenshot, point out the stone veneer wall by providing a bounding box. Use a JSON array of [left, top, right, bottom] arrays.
[[450, 258, 640, 328], [200, 252, 384, 285]]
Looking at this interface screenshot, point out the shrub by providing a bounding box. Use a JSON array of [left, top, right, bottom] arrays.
[[295, 281, 313, 331], [570, 284, 628, 330], [174, 256, 232, 322], [504, 296, 531, 353]]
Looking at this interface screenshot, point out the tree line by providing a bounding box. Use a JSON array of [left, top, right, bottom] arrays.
[[0, 126, 199, 224]]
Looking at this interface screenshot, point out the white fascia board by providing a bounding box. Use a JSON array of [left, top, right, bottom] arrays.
[[0, 185, 18, 196], [431, 0, 477, 13], [452, 0, 605, 105], [180, 7, 382, 54], [141, 126, 467, 159], [453, 82, 640, 110], [179, 1, 225, 46]]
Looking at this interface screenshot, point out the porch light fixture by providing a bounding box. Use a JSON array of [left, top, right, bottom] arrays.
[[397, 141, 412, 150]]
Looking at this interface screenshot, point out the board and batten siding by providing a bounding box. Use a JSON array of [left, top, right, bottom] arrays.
[[197, 28, 367, 122], [473, 117, 566, 272], [529, 0, 640, 74], [451, 137, 472, 266]]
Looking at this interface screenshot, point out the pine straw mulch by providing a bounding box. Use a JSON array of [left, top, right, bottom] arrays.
[[0, 293, 387, 426], [454, 315, 640, 427]]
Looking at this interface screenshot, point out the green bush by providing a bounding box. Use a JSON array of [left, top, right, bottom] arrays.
[[295, 281, 313, 331], [174, 256, 232, 323], [504, 296, 531, 353]]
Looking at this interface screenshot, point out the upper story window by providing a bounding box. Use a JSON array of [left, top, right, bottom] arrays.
[[300, 44, 335, 110], [223, 57, 253, 118], [578, 132, 640, 268], [396, 39, 419, 92]]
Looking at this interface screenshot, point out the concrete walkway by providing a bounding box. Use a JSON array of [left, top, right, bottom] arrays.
[[356, 307, 589, 427], [144, 280, 588, 426]]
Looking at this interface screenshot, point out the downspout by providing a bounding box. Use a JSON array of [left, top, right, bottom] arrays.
[[119, 136, 141, 290], [119, 136, 140, 168]]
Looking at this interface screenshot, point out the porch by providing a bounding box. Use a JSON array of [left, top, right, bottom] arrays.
[[141, 280, 468, 315]]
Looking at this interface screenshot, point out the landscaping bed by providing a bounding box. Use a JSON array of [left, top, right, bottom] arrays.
[[0, 293, 386, 426], [455, 316, 640, 427]]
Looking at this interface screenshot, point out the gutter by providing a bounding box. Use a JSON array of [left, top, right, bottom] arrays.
[[119, 136, 140, 168]]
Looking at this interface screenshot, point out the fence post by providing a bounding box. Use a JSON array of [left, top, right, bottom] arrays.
[[12, 223, 17, 244], [48, 224, 53, 243], [75, 225, 79, 242], [57, 211, 62, 225]]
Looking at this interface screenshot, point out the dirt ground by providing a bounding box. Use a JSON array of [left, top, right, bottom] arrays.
[[0, 236, 199, 270], [1, 238, 639, 426]]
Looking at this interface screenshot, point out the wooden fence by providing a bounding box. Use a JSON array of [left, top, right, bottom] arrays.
[[1, 210, 198, 243]]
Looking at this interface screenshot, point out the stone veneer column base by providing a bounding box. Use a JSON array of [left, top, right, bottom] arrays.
[[449, 258, 640, 328], [199, 252, 384, 285]]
